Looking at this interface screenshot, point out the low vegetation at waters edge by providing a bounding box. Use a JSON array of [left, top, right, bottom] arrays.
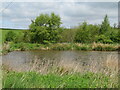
[[50, 43, 119, 51], [1, 42, 119, 55]]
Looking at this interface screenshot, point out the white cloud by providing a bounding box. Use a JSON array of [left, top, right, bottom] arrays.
[[1, 2, 118, 29]]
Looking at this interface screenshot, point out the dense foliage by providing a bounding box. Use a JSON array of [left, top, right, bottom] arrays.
[[5, 31, 16, 42], [3, 13, 120, 44], [74, 22, 100, 43], [28, 12, 63, 44], [63, 15, 119, 44]]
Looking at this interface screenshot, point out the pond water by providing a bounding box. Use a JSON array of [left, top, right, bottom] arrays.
[[2, 50, 119, 73]]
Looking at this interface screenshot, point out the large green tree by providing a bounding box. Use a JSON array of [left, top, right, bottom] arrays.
[[29, 12, 62, 44]]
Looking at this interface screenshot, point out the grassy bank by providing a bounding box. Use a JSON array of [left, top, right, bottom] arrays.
[[3, 71, 118, 88], [1, 42, 119, 55]]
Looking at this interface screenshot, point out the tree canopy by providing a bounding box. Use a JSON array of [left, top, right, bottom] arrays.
[[29, 12, 62, 44], [99, 15, 111, 34]]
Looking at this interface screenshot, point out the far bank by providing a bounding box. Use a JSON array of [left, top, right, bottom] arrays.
[[1, 42, 119, 55]]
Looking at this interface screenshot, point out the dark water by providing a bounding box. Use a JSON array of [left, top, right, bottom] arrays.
[[2, 50, 119, 73]]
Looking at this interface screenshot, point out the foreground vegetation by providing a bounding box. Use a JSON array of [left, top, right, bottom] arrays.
[[3, 56, 118, 88], [3, 71, 118, 88]]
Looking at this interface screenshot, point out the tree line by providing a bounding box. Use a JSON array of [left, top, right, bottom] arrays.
[[5, 12, 120, 44]]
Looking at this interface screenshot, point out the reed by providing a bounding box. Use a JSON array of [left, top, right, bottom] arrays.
[[2, 54, 119, 88]]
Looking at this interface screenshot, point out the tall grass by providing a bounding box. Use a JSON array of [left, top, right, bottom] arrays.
[[2, 54, 119, 88], [3, 71, 118, 88]]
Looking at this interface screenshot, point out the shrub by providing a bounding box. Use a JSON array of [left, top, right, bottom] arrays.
[[5, 31, 16, 42]]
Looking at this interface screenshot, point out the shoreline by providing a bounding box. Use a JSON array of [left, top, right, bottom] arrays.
[[1, 42, 119, 55]]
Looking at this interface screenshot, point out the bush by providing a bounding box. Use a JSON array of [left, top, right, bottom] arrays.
[[96, 35, 113, 44], [13, 33, 24, 43], [5, 31, 16, 42]]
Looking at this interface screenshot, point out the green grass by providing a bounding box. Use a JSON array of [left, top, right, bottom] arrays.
[[3, 71, 118, 88], [0, 29, 24, 44], [9, 42, 44, 51], [51, 43, 72, 50]]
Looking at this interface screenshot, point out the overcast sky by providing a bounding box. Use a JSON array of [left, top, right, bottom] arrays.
[[1, 2, 118, 29]]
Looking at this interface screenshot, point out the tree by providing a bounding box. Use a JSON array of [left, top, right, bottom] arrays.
[[109, 28, 120, 43], [99, 15, 111, 34], [74, 22, 100, 43], [29, 12, 62, 44]]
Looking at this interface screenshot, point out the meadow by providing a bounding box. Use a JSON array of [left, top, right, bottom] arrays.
[[0, 29, 24, 44]]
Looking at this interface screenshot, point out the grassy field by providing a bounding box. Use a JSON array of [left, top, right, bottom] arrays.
[[0, 29, 24, 44]]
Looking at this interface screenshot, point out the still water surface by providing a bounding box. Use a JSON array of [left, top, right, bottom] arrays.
[[2, 51, 118, 73]]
